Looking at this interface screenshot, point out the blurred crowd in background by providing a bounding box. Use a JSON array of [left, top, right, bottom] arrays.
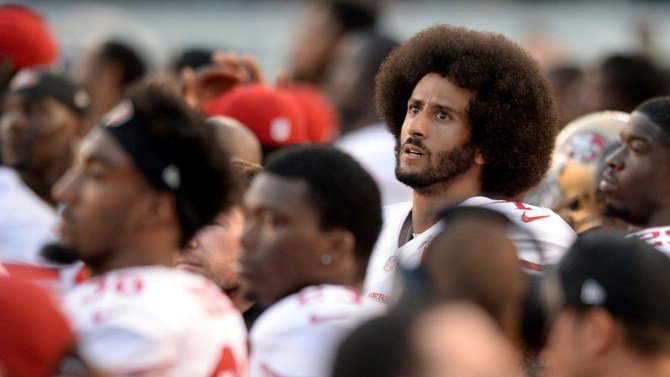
[[1, 1, 670, 377]]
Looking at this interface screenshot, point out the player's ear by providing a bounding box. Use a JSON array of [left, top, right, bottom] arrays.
[[583, 308, 617, 357], [141, 191, 177, 227], [325, 229, 356, 263]]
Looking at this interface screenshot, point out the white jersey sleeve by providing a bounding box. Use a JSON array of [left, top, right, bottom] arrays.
[[364, 198, 576, 304], [64, 266, 247, 377], [249, 285, 383, 377], [628, 226, 670, 256], [463, 197, 576, 270]]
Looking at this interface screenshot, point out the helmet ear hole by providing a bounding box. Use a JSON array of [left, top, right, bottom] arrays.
[[568, 198, 580, 211]]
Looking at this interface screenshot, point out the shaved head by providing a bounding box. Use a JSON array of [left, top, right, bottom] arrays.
[[207, 116, 262, 165]]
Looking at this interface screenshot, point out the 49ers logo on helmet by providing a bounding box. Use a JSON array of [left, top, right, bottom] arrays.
[[561, 132, 607, 164]]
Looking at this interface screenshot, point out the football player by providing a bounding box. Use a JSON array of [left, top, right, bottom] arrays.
[[53, 84, 247, 376], [364, 24, 575, 304], [239, 145, 383, 377], [526, 111, 630, 233], [600, 96, 670, 255], [542, 233, 670, 377], [176, 158, 264, 329]]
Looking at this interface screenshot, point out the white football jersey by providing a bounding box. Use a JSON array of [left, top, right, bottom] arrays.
[[0, 167, 56, 266], [628, 226, 670, 256], [364, 197, 576, 303], [249, 284, 383, 377], [64, 266, 248, 377]]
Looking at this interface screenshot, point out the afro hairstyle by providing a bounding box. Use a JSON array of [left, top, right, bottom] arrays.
[[376, 24, 558, 198]]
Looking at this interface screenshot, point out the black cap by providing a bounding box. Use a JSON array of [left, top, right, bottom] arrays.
[[543, 231, 670, 329], [9, 68, 90, 115]]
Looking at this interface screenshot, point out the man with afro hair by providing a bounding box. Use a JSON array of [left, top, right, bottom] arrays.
[[364, 24, 575, 304]]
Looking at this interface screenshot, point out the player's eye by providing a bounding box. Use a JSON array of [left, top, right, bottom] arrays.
[[83, 166, 106, 181], [629, 141, 646, 153], [436, 111, 449, 120]]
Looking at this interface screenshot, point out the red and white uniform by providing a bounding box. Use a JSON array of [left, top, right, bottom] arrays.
[[364, 197, 576, 303], [1, 260, 87, 295], [249, 284, 383, 377], [628, 226, 670, 256], [64, 266, 247, 377]]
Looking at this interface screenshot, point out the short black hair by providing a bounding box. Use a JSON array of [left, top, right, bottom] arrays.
[[127, 83, 234, 246], [548, 65, 583, 88], [171, 47, 215, 72], [376, 24, 558, 198], [264, 145, 382, 277], [598, 54, 667, 113], [322, 0, 378, 33], [635, 96, 670, 140], [97, 40, 146, 88]]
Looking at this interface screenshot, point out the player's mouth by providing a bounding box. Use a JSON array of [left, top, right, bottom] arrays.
[[599, 170, 618, 193], [403, 144, 426, 160], [55, 209, 75, 239]]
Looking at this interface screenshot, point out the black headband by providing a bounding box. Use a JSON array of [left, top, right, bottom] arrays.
[[100, 100, 181, 192]]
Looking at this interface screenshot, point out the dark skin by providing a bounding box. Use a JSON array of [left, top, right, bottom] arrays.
[[0, 59, 14, 103], [52, 128, 181, 276], [239, 173, 358, 306], [73, 48, 124, 126], [0, 94, 83, 205], [600, 112, 670, 227]]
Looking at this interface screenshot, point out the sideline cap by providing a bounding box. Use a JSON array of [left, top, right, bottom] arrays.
[[0, 4, 58, 71], [283, 83, 339, 143], [543, 231, 670, 328], [10, 68, 90, 115], [204, 84, 309, 147]]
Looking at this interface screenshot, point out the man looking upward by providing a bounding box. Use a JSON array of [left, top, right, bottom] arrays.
[[365, 24, 575, 303]]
